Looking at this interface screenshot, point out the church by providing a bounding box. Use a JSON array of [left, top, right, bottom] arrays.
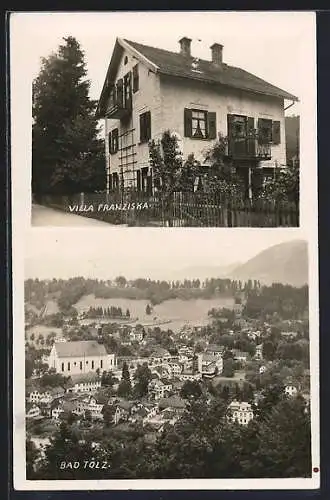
[[47, 340, 116, 376]]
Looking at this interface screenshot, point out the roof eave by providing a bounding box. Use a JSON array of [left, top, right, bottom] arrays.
[[158, 69, 298, 103]]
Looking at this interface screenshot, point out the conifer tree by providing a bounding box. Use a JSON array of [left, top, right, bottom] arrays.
[[32, 36, 106, 195]]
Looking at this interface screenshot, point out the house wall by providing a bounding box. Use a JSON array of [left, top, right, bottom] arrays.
[[104, 58, 287, 189], [159, 75, 286, 167], [104, 48, 162, 186]]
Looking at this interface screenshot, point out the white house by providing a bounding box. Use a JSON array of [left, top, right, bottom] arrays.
[[26, 403, 41, 419], [66, 372, 102, 394], [228, 400, 254, 425], [47, 340, 116, 376], [285, 384, 298, 397], [97, 37, 298, 198]]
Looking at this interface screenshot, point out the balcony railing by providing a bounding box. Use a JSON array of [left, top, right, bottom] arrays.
[[106, 84, 132, 120], [226, 132, 272, 161]]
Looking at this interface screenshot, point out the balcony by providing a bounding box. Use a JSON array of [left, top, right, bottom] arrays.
[[226, 132, 272, 162], [106, 83, 132, 120]]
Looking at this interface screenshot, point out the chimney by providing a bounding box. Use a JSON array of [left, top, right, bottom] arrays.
[[179, 37, 192, 57], [210, 43, 223, 65]]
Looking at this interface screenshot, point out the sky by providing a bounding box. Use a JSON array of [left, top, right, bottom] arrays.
[[10, 11, 316, 117], [24, 228, 303, 280]]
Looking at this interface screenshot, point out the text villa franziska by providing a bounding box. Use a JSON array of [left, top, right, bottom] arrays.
[[68, 202, 149, 212]]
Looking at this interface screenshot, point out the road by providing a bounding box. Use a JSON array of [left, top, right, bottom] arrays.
[[31, 204, 113, 227]]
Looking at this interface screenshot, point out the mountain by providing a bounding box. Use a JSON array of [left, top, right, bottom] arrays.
[[167, 262, 242, 281], [229, 239, 308, 287]]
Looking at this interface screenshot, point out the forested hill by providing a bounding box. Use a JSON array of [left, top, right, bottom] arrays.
[[25, 277, 262, 313], [230, 240, 307, 287]]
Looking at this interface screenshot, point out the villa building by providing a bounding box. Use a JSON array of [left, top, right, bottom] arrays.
[[97, 37, 298, 199]]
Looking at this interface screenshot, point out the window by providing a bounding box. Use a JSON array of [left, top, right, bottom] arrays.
[[133, 64, 139, 93], [61, 363, 64, 372], [80, 361, 82, 370], [109, 129, 119, 155], [184, 109, 217, 139], [258, 118, 272, 145], [123, 72, 132, 109], [140, 111, 151, 143], [67, 362, 70, 371], [92, 360, 94, 369], [86, 360, 88, 364], [100, 360, 103, 369], [124, 55, 128, 65]]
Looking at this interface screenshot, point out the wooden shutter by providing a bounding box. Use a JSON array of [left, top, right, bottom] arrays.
[[184, 108, 192, 137], [140, 113, 145, 143], [272, 120, 281, 145], [227, 114, 235, 155], [137, 170, 141, 191], [133, 64, 139, 93], [108, 131, 113, 154], [145, 111, 151, 141], [112, 128, 119, 153], [207, 111, 217, 139]]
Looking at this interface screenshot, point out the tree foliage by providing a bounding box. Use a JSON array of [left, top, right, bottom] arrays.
[[32, 36, 105, 195]]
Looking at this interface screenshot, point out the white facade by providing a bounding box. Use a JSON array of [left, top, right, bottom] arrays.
[[47, 341, 116, 376], [228, 401, 254, 425]]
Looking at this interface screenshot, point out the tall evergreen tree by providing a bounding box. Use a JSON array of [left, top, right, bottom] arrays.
[[32, 36, 106, 195]]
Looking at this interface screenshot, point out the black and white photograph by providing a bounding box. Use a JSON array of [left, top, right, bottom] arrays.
[[11, 228, 319, 489], [10, 11, 316, 227], [10, 10, 319, 492]]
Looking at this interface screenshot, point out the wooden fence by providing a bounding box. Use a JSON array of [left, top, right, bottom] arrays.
[[37, 191, 299, 227]]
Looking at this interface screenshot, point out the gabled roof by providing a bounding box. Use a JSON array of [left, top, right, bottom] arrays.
[[97, 38, 298, 118], [54, 340, 107, 358]]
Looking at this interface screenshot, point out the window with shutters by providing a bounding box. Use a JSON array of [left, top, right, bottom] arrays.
[[133, 64, 139, 93], [184, 108, 216, 139], [140, 111, 151, 143]]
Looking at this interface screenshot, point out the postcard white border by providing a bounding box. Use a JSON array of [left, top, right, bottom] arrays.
[[11, 11, 319, 490]]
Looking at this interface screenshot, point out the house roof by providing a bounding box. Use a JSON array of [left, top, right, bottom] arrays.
[[125, 39, 298, 100], [97, 38, 298, 118], [206, 344, 225, 353], [54, 340, 108, 358]]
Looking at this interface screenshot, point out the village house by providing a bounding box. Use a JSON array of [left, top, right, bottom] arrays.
[[148, 378, 173, 400], [96, 37, 298, 199], [227, 400, 254, 425], [26, 403, 42, 419], [232, 349, 249, 364], [47, 340, 116, 376], [66, 372, 102, 394], [197, 352, 223, 377], [255, 343, 263, 360], [149, 347, 172, 365], [205, 344, 225, 357]]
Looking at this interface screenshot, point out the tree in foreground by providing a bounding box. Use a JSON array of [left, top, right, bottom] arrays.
[[32, 36, 105, 195]]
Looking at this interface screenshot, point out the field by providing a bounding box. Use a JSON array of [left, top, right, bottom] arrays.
[[25, 324, 62, 346], [74, 294, 235, 332]]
